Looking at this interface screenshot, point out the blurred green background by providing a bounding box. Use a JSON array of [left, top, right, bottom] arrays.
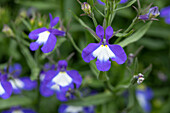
[[0, 0, 170, 113]]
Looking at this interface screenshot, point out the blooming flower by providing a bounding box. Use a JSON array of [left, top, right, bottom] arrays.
[[82, 25, 127, 71], [6, 64, 37, 94], [2, 106, 36, 113], [139, 6, 160, 20], [160, 6, 170, 24], [29, 13, 65, 53], [40, 60, 82, 98], [0, 73, 12, 99], [136, 85, 153, 113], [97, 0, 128, 5], [58, 104, 95, 113]]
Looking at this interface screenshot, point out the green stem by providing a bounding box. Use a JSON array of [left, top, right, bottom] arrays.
[[124, 17, 137, 33], [90, 13, 98, 27], [67, 32, 82, 54]]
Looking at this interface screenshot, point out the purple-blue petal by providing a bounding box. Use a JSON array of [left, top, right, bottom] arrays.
[[56, 91, 68, 101], [96, 25, 104, 40], [109, 44, 127, 64], [29, 27, 47, 40], [58, 104, 67, 113], [44, 70, 58, 81], [120, 0, 128, 4], [105, 26, 113, 41], [1, 81, 12, 99], [41, 34, 57, 53], [67, 70, 82, 88], [22, 109, 36, 113], [96, 59, 111, 71], [139, 14, 149, 20], [30, 42, 40, 51], [50, 29, 65, 36], [20, 77, 37, 90], [50, 17, 60, 28], [82, 43, 100, 63], [13, 64, 22, 77], [40, 81, 54, 97], [165, 18, 170, 24], [97, 0, 105, 5], [57, 60, 68, 71], [160, 6, 170, 17]]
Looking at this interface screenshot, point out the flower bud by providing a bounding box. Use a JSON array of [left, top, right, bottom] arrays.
[[81, 2, 91, 15], [2, 24, 15, 37], [148, 6, 160, 19], [137, 73, 145, 84]]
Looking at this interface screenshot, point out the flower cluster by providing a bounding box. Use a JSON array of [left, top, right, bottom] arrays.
[[29, 13, 65, 53], [82, 25, 127, 71], [40, 60, 82, 101], [0, 64, 37, 99], [160, 6, 170, 24]]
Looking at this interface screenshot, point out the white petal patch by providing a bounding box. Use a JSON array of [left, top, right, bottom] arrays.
[[0, 82, 5, 95], [92, 45, 115, 62], [12, 110, 24, 113], [65, 106, 83, 113], [36, 31, 50, 44], [50, 72, 72, 91], [9, 79, 24, 89], [136, 92, 146, 109], [40, 73, 45, 81]]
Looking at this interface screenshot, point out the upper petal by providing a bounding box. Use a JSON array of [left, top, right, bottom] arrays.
[[120, 0, 128, 4], [41, 34, 57, 53], [82, 43, 101, 63], [96, 25, 104, 40], [20, 77, 37, 90], [105, 26, 113, 41], [29, 27, 48, 40], [67, 70, 82, 88], [50, 29, 65, 36], [49, 13, 59, 28], [109, 44, 127, 64]]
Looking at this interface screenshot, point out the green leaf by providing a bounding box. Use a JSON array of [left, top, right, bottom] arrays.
[[142, 64, 152, 78], [89, 60, 99, 77], [116, 0, 136, 11], [65, 92, 113, 106], [0, 96, 32, 109], [118, 21, 152, 47]]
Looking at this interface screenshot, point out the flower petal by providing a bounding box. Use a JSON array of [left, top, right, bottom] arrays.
[[29, 27, 48, 40], [120, 0, 128, 4], [0, 81, 12, 99], [51, 17, 59, 28], [96, 59, 111, 71], [56, 91, 68, 101], [30, 42, 40, 51], [50, 29, 65, 36], [97, 0, 105, 5], [165, 18, 170, 24], [40, 81, 54, 97], [160, 6, 170, 17], [20, 77, 37, 90], [67, 70, 82, 88], [82, 43, 100, 63], [109, 45, 127, 64], [41, 34, 57, 53], [139, 14, 149, 20], [22, 109, 36, 113], [105, 26, 113, 41], [96, 25, 104, 40]]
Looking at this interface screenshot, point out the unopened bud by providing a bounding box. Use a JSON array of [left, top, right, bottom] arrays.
[[148, 6, 160, 19], [81, 2, 91, 15], [2, 24, 15, 37], [137, 73, 145, 84], [30, 18, 35, 25]]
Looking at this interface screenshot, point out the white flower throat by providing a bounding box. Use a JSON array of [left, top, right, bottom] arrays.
[[36, 31, 50, 44]]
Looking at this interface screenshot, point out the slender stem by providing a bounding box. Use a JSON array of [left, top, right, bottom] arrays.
[[67, 32, 82, 54], [90, 13, 98, 27], [124, 17, 137, 33]]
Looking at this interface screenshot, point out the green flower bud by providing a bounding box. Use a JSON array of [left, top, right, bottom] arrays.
[[81, 2, 91, 15], [2, 24, 15, 37]]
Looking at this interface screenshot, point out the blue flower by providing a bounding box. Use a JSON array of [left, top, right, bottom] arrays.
[[136, 85, 153, 113], [58, 104, 95, 113], [97, 0, 128, 5], [0, 73, 12, 99], [82, 25, 127, 71], [40, 60, 82, 98], [2, 106, 36, 113], [139, 6, 160, 20], [160, 6, 170, 24], [29, 13, 65, 53], [6, 64, 37, 94]]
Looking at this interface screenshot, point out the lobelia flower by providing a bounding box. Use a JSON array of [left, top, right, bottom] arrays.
[[2, 106, 36, 113], [28, 13, 65, 53], [139, 6, 160, 21], [40, 60, 82, 99], [160, 6, 170, 24], [82, 25, 127, 71], [136, 85, 153, 113], [58, 104, 95, 113], [0, 73, 12, 99], [97, 0, 128, 5], [7, 64, 37, 94]]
